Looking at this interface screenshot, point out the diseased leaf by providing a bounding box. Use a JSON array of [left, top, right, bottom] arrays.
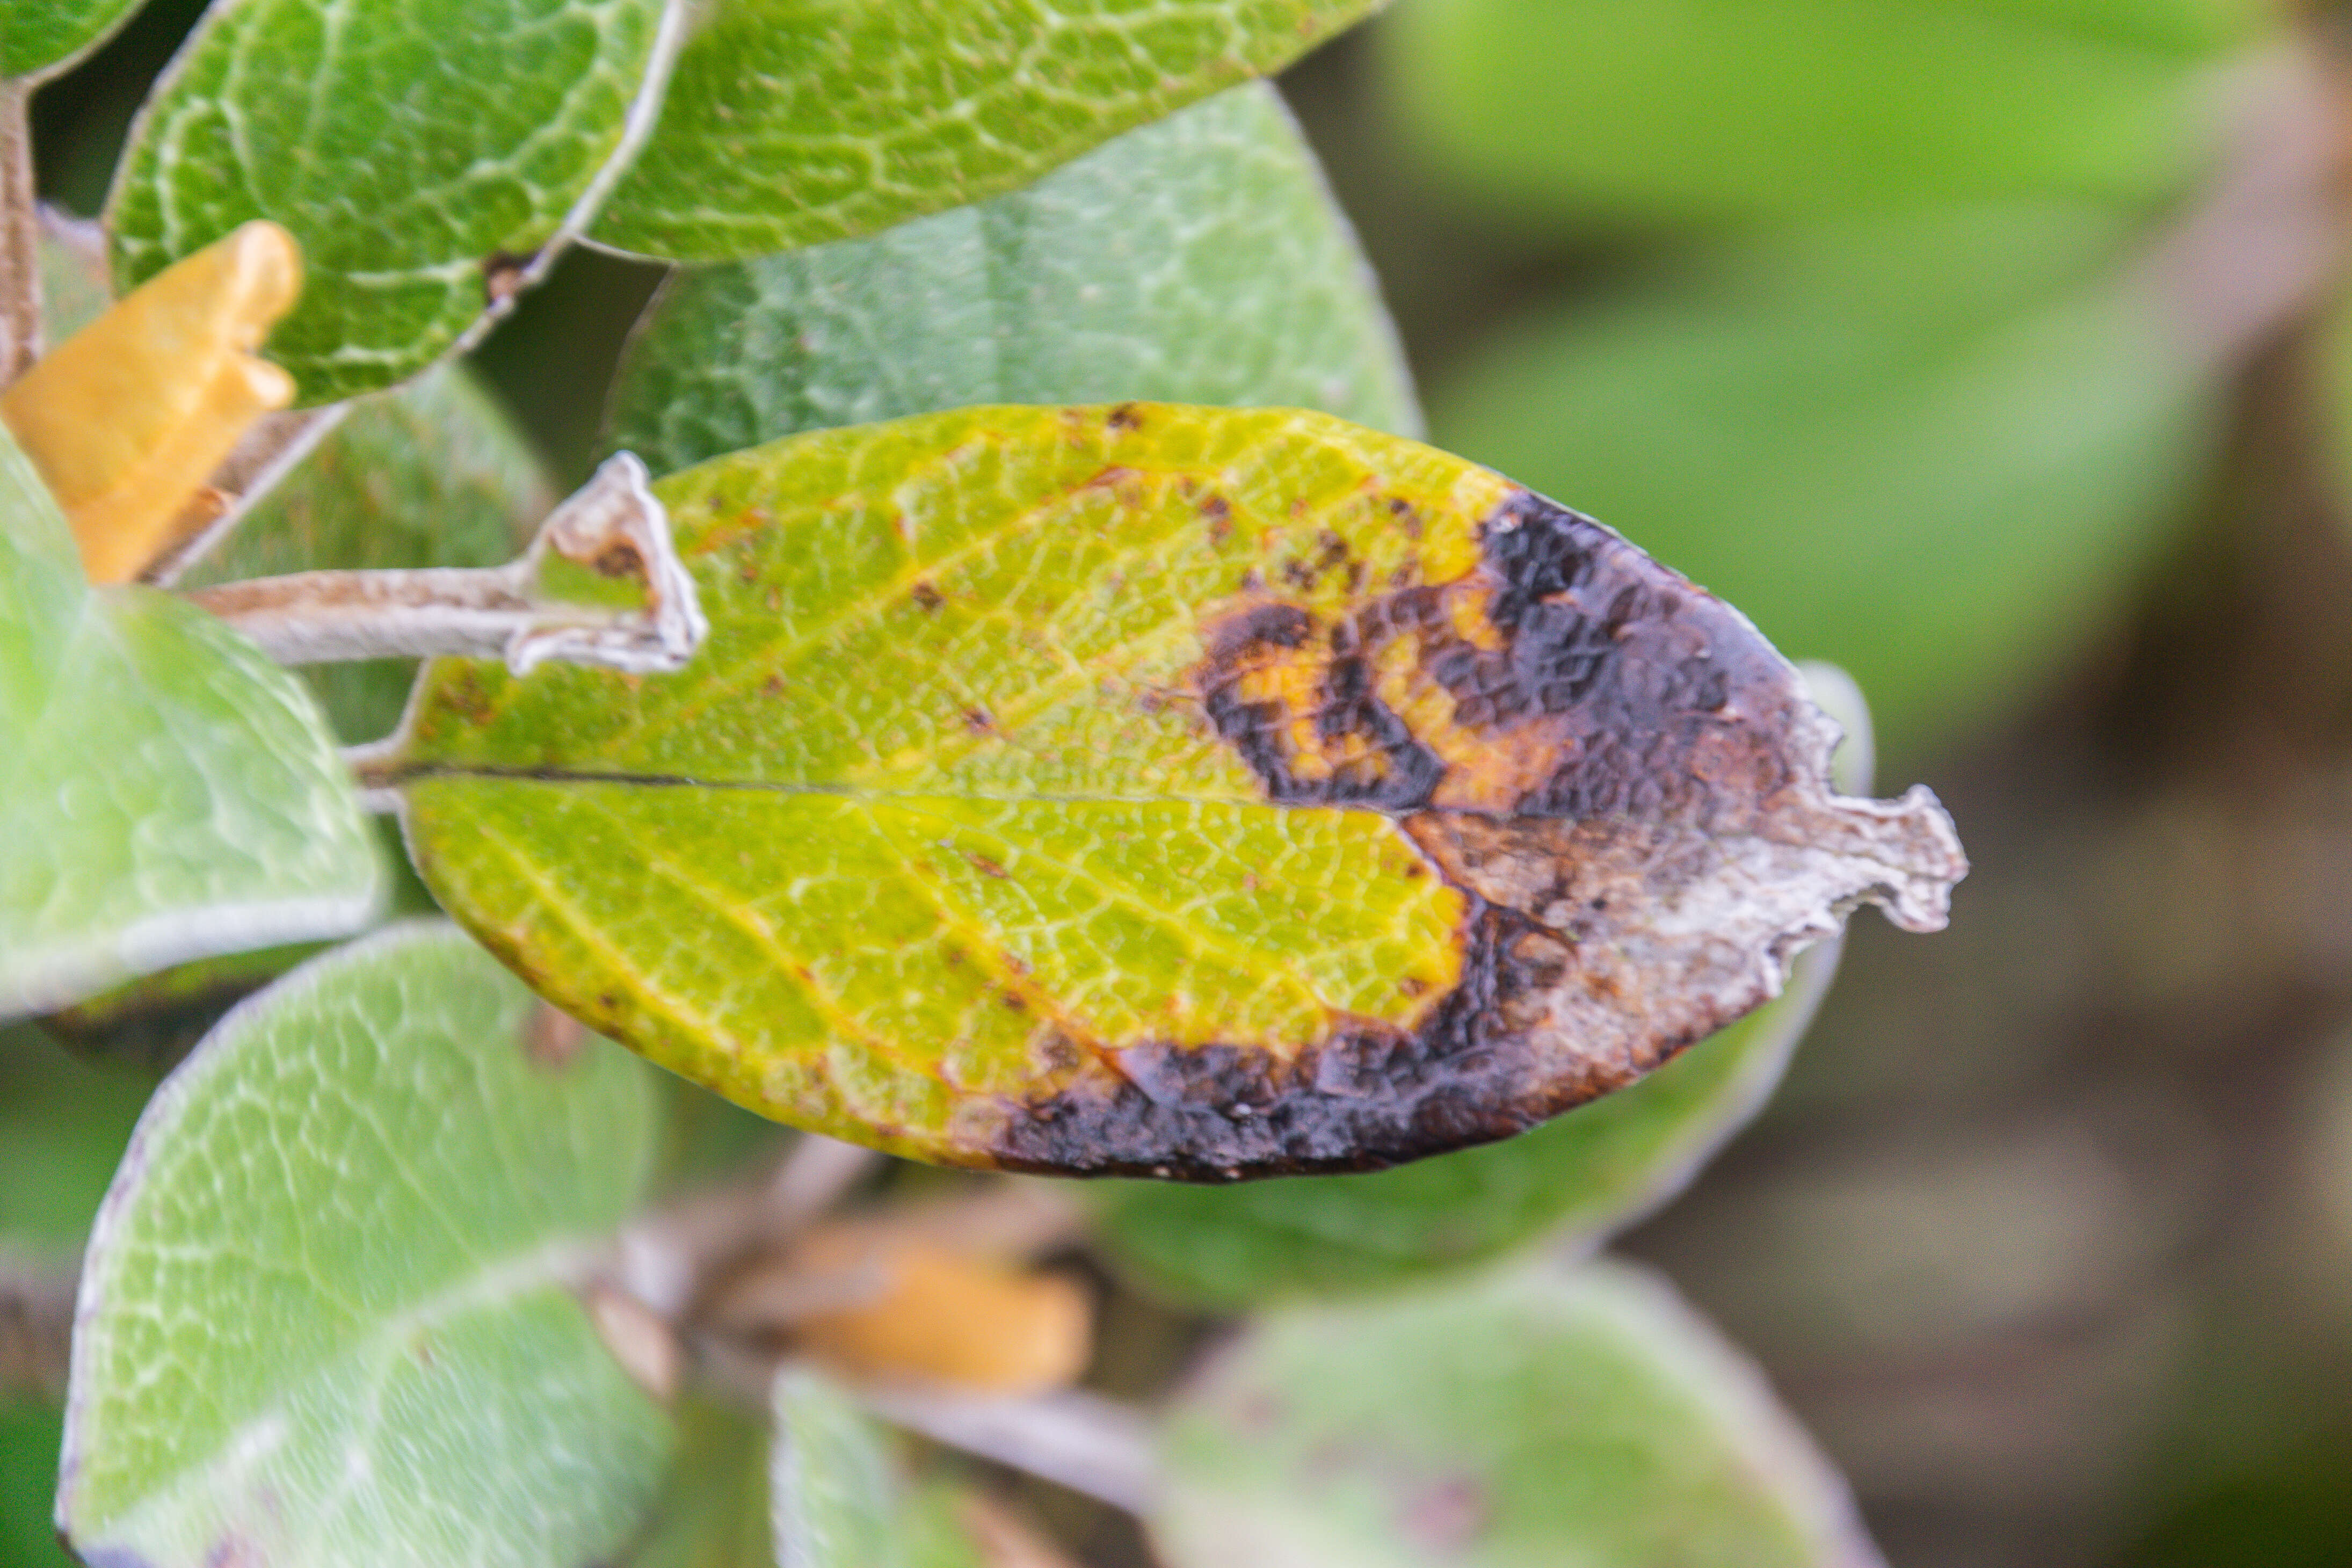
[[1155, 1257, 1884, 1567], [0, 424, 381, 1021], [386, 404, 1964, 1175], [1088, 666, 1875, 1304], [605, 83, 1419, 477], [182, 363, 555, 744], [592, 0, 1385, 262], [1388, 0, 2269, 226], [771, 1369, 985, 1568], [1092, 940, 1836, 1308], [106, 0, 683, 403], [1431, 207, 2222, 746], [2, 0, 147, 81], [59, 923, 673, 1568]]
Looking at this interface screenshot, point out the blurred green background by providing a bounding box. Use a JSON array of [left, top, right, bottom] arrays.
[[17, 1, 2352, 1564]]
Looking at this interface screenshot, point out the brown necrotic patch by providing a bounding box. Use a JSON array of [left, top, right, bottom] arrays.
[[983, 489, 1968, 1180]]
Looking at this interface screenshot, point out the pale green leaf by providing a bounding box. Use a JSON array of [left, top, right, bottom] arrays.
[[1155, 1257, 1883, 1568], [1388, 0, 2272, 226], [606, 83, 1417, 478], [183, 364, 555, 743], [592, 0, 1386, 262], [384, 404, 1963, 1174], [59, 923, 673, 1568], [106, 0, 683, 403], [1430, 207, 2223, 749], [0, 425, 382, 1021], [771, 1370, 984, 1568], [2, 0, 147, 81]]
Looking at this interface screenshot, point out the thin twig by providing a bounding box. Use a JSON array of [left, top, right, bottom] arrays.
[[186, 451, 707, 674], [857, 1384, 1162, 1514], [0, 77, 41, 387]]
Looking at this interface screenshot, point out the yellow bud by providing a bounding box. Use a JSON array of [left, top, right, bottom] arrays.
[[0, 221, 300, 584], [783, 1231, 1093, 1395]]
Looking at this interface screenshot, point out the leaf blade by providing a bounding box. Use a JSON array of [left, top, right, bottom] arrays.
[[391, 405, 1962, 1175], [59, 923, 672, 1568], [605, 82, 1418, 476], [592, 0, 1386, 261]]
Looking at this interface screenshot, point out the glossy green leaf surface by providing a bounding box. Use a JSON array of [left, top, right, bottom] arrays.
[[2, 0, 147, 81], [606, 83, 1418, 477], [60, 924, 672, 1568], [388, 404, 1964, 1175], [592, 0, 1385, 262], [1431, 207, 2222, 749], [183, 364, 555, 743], [107, 0, 679, 403], [1093, 939, 1837, 1308], [0, 425, 381, 1021], [1155, 1258, 1883, 1567], [771, 1370, 983, 1568], [1388, 0, 2269, 226]]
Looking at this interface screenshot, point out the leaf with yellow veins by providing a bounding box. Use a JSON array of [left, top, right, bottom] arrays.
[[1, 221, 299, 585], [382, 404, 1968, 1177]]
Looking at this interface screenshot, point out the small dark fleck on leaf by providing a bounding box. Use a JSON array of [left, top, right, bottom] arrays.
[[1107, 403, 1143, 430], [911, 581, 943, 611]]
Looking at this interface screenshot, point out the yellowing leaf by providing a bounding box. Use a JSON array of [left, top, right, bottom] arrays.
[[383, 406, 1966, 1176], [1, 222, 299, 584]]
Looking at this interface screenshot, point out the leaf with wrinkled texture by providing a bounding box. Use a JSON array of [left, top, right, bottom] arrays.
[[1155, 1257, 1884, 1567], [1431, 207, 2220, 747], [183, 364, 555, 743], [592, 0, 1386, 262], [385, 404, 1963, 1175], [771, 1370, 984, 1568], [0, 424, 381, 1021], [2, 0, 147, 80], [1388, 0, 2269, 226], [59, 923, 672, 1568], [607, 83, 1417, 477], [107, 0, 680, 403]]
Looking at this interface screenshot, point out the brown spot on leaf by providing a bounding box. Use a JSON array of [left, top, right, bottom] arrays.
[[482, 251, 533, 307], [911, 580, 943, 612], [983, 489, 1965, 1178], [963, 706, 996, 734], [522, 1003, 587, 1071], [1107, 403, 1143, 430], [967, 853, 1010, 880]]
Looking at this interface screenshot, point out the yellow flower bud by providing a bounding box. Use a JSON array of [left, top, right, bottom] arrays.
[[0, 221, 300, 584]]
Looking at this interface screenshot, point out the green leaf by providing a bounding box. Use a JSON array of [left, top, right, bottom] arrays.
[[1429, 207, 2223, 750], [771, 1370, 984, 1568], [35, 943, 329, 1078], [1387, 0, 2271, 226], [0, 425, 382, 1021], [607, 83, 1418, 478], [1155, 1257, 1882, 1567], [59, 923, 673, 1568], [106, 0, 684, 404], [2, 0, 147, 81], [1091, 939, 1837, 1308], [182, 364, 556, 744], [383, 404, 1963, 1175], [591, 0, 1386, 262]]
